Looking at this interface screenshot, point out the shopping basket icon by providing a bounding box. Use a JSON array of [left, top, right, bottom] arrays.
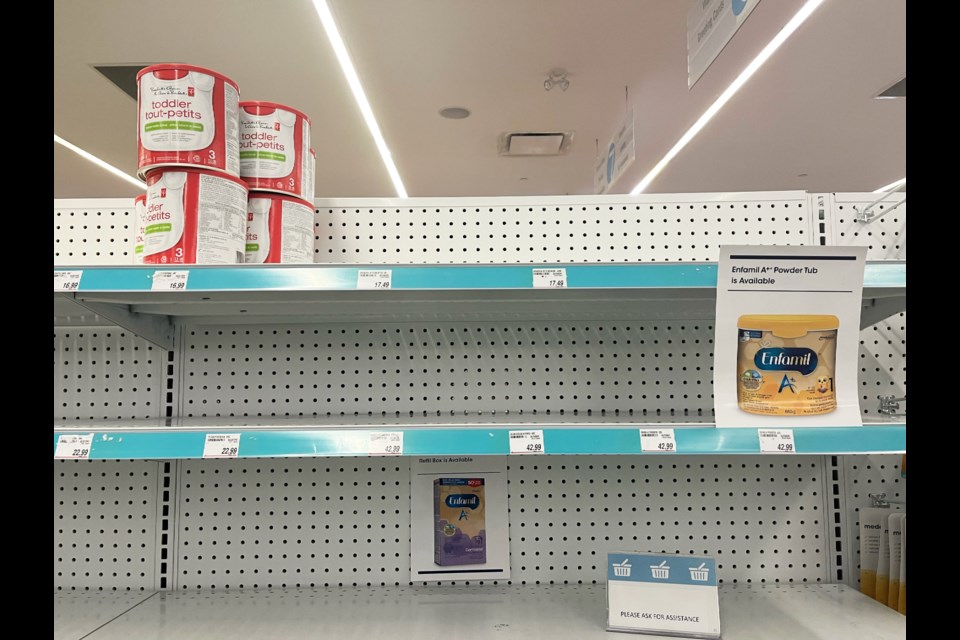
[[612, 559, 632, 577], [649, 561, 670, 579], [689, 563, 710, 581]]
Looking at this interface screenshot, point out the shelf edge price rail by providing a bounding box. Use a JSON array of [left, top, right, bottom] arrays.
[[639, 428, 677, 453], [202, 433, 241, 459], [758, 429, 796, 454], [509, 429, 545, 454], [54, 433, 94, 459]]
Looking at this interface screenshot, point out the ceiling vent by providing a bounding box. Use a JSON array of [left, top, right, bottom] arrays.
[[498, 131, 574, 156], [92, 64, 152, 100]]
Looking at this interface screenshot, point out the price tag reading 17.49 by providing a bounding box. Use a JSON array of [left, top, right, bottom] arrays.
[[369, 431, 403, 456], [509, 430, 545, 454], [758, 429, 796, 454], [357, 270, 392, 290], [151, 270, 189, 291], [202, 433, 241, 459], [532, 268, 567, 289], [639, 428, 677, 453]]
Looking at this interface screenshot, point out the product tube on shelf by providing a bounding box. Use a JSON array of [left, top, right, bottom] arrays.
[[886, 513, 904, 610], [858, 507, 886, 598]]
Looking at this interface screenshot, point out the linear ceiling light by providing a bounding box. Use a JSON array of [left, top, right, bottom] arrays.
[[311, 0, 408, 198], [872, 177, 906, 193], [631, 0, 826, 195], [54, 134, 144, 189]]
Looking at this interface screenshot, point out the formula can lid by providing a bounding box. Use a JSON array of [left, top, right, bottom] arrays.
[[144, 167, 250, 191], [137, 64, 240, 91], [738, 314, 839, 338], [240, 101, 312, 127]]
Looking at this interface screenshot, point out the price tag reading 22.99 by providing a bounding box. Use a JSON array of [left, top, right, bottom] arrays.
[[202, 434, 241, 458], [509, 430, 545, 454]]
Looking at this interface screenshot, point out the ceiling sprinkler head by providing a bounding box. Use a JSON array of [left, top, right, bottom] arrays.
[[544, 68, 570, 92]]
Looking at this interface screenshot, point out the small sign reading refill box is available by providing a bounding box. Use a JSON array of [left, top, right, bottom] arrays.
[[606, 552, 720, 638]]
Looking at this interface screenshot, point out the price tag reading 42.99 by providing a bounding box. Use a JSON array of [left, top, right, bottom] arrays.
[[758, 429, 796, 454], [369, 431, 403, 456], [640, 429, 677, 453], [509, 430, 545, 454], [202, 434, 241, 459]]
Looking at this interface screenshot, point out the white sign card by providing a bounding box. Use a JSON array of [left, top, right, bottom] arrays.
[[607, 552, 720, 637], [410, 456, 510, 582], [714, 245, 866, 427], [688, 0, 761, 88], [594, 109, 635, 194]]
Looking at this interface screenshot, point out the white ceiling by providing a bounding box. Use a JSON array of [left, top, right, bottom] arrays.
[[53, 0, 905, 200]]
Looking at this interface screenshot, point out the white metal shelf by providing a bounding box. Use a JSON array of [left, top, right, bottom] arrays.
[[56, 584, 904, 640], [54, 591, 156, 640]]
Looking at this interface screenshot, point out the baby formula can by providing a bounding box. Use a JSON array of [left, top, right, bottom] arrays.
[[133, 194, 147, 264], [245, 192, 315, 264], [238, 101, 312, 199], [142, 168, 248, 265], [737, 315, 839, 416], [137, 64, 240, 178]]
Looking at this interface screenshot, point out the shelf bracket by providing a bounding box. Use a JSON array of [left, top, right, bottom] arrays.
[[68, 297, 175, 350], [860, 296, 906, 329]]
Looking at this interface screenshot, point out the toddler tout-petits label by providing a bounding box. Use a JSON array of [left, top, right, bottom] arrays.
[[138, 66, 239, 176], [244, 196, 314, 264], [239, 104, 311, 198]]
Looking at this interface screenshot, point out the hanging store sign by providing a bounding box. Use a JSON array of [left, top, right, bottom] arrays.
[[688, 0, 761, 88]]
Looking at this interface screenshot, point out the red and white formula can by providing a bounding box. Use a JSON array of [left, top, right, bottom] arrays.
[[137, 64, 240, 179], [142, 168, 248, 265], [307, 148, 316, 203], [133, 194, 147, 264], [239, 101, 311, 199], [245, 192, 315, 264]]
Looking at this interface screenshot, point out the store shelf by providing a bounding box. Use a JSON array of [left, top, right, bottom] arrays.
[[54, 591, 156, 640], [54, 262, 906, 348], [55, 584, 905, 640], [53, 416, 905, 459]]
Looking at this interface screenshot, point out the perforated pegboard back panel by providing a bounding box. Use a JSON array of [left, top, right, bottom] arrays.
[[313, 193, 812, 264], [840, 454, 906, 589], [54, 198, 139, 266], [181, 322, 715, 419], [174, 455, 827, 590], [858, 313, 906, 418], [55, 459, 160, 591], [828, 192, 906, 260], [55, 328, 163, 423]]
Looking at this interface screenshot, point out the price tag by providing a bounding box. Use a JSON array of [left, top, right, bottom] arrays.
[[368, 431, 404, 456], [54, 433, 94, 459], [509, 429, 545, 454], [202, 433, 241, 458], [357, 270, 392, 289], [152, 270, 189, 291], [758, 429, 796, 454], [532, 268, 567, 289], [640, 428, 677, 453], [53, 270, 83, 292]]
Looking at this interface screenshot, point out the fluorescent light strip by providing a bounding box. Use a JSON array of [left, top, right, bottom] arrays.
[[873, 177, 906, 193], [631, 0, 826, 195], [54, 135, 144, 189], [311, 0, 408, 198]]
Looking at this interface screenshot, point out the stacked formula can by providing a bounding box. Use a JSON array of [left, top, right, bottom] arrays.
[[131, 64, 315, 265]]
